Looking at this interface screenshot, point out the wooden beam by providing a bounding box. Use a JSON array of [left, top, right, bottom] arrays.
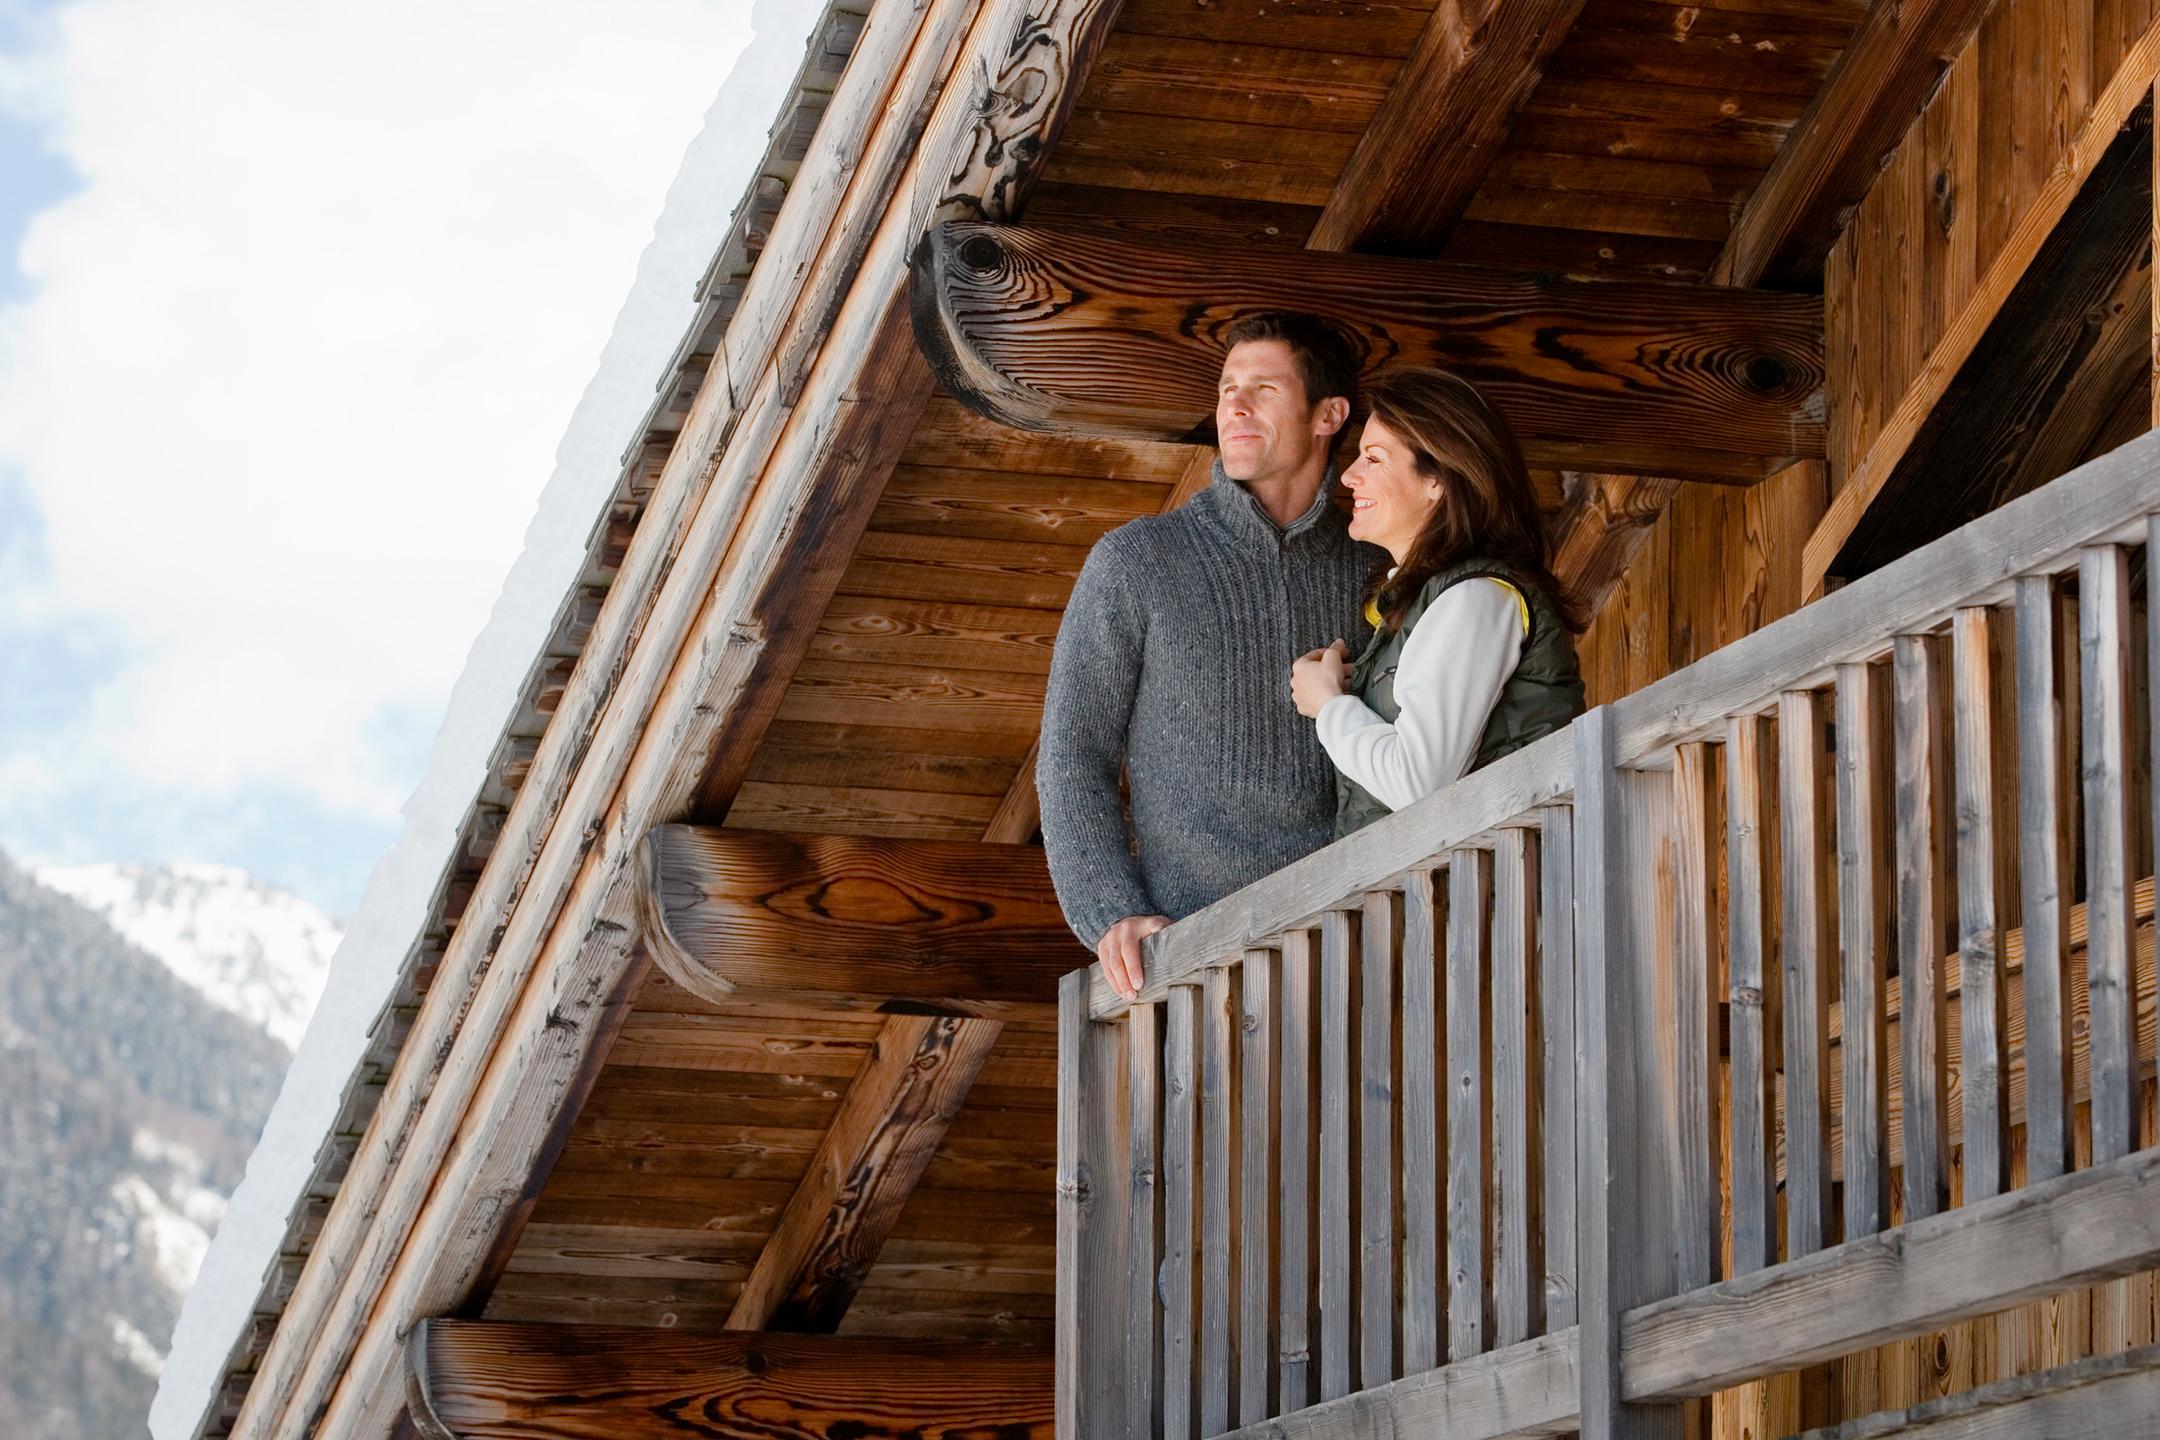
[[1791, 1344, 2160, 1440], [406, 1319, 1051, 1439], [1712, 0, 1995, 289], [1804, 12, 2160, 594], [1550, 472, 1683, 623], [911, 221, 1825, 481], [1620, 1144, 2160, 1403], [640, 825, 1087, 1014], [1306, 0, 1590, 255], [723, 1012, 1003, 1331], [238, 3, 1132, 1436], [1828, 102, 2154, 580]]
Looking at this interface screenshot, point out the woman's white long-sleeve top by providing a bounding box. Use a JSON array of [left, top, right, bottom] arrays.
[[1314, 577, 1525, 813]]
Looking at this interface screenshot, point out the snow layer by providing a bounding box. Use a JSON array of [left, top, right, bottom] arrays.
[[38, 861, 340, 1049], [148, 6, 822, 1434]]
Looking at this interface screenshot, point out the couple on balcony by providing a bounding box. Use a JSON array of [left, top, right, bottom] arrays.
[[1037, 312, 1587, 1001]]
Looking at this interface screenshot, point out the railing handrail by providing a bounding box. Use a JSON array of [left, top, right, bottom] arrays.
[[1092, 725, 1574, 1019], [1088, 425, 2160, 1023]]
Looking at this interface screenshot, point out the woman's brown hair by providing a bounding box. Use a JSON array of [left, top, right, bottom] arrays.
[[1359, 367, 1586, 635]]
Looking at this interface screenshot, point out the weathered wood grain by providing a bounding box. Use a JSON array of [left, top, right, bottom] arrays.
[[1239, 950, 1279, 1426], [1210, 1327, 1581, 1440], [1306, 0, 1590, 253], [1491, 828, 1545, 1346], [912, 221, 1825, 479], [724, 1014, 1003, 1331], [1358, 889, 1400, 1390], [407, 1321, 1052, 1439], [1535, 807, 1577, 1334], [2014, 575, 2077, 1182], [1318, 908, 1357, 1403], [1202, 965, 1240, 1432], [1791, 1342, 2160, 1440], [1058, 968, 1131, 1440], [1778, 688, 1836, 1258], [1668, 744, 1720, 1291], [1278, 927, 1318, 1414], [1163, 983, 1200, 1439], [1127, 999, 1164, 1438], [1834, 661, 1893, 1240], [1951, 607, 2013, 1200], [1892, 633, 1954, 1223], [1572, 709, 1687, 1438], [1446, 851, 1494, 1364], [641, 826, 1087, 1014], [1725, 710, 1781, 1274], [2079, 544, 2142, 1161], [1399, 870, 1443, 1376], [1622, 1146, 2160, 1403]]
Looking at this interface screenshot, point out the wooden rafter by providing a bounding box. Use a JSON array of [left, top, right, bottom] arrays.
[[1830, 104, 2155, 579], [1710, 0, 1996, 290], [1306, 0, 1590, 255], [638, 825, 1084, 1014], [724, 1013, 1006, 1332], [913, 221, 1825, 481], [407, 1320, 1051, 1439], [235, 3, 1133, 1435], [1549, 473, 1681, 621]]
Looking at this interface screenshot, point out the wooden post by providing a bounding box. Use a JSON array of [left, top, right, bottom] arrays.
[[2079, 545, 2141, 1162], [1447, 851, 1495, 1362], [1201, 966, 1239, 1432], [1238, 949, 1278, 1426], [1833, 661, 1893, 1240], [1725, 711, 1782, 1272], [1400, 871, 1444, 1374], [1777, 688, 1836, 1257], [1278, 928, 1319, 1414], [1359, 889, 1402, 1390], [1536, 807, 1578, 1333], [2014, 577, 2077, 1183], [1573, 706, 1687, 1440], [1162, 983, 1200, 1440], [1951, 606, 2013, 1199], [1492, 827, 1547, 1345], [1057, 969, 1130, 1440], [1318, 908, 1359, 1402], [1892, 634, 1955, 1222], [1127, 1000, 1163, 1438]]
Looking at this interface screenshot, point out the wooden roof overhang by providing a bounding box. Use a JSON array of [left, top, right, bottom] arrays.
[[190, 0, 2160, 1435]]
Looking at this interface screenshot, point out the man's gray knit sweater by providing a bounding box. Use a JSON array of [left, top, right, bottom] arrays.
[[1038, 464, 1379, 947]]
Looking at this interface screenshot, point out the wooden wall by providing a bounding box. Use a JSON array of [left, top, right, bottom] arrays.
[[1579, 4, 2160, 1434]]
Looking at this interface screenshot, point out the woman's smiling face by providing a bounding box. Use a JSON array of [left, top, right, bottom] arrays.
[[1342, 414, 1443, 559]]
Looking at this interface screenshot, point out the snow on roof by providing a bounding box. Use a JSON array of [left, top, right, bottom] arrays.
[[150, 4, 863, 1434]]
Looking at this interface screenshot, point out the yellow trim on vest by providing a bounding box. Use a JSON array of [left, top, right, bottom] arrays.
[[1368, 577, 1530, 634], [1488, 577, 1531, 636]]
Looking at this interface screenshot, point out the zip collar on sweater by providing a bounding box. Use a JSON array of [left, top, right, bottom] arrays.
[[1195, 459, 1345, 550]]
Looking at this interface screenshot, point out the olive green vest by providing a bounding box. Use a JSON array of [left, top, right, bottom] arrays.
[[1334, 559, 1586, 836]]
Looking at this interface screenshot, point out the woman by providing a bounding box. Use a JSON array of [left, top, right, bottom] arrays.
[[1290, 367, 1586, 836]]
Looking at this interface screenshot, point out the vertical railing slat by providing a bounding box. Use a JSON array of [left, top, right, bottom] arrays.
[[1276, 929, 1317, 1414], [1446, 849, 1493, 1361], [2014, 576, 2076, 1183], [1127, 1000, 1163, 1438], [1537, 806, 1578, 1331], [1058, 970, 1131, 1440], [1237, 951, 1276, 1427], [1200, 966, 1238, 1434], [1778, 688, 1835, 1258], [1892, 634, 1954, 1223], [1834, 661, 1892, 1240], [1491, 827, 1545, 1345], [1318, 908, 1357, 1402], [1162, 985, 1200, 1440], [1670, 743, 1721, 1291], [1951, 606, 2012, 1200], [1725, 712, 1780, 1272], [1399, 870, 1443, 1374], [1358, 890, 1400, 1390], [2080, 545, 2141, 1162]]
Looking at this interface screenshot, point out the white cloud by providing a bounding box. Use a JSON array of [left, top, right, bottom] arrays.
[[0, 0, 755, 820]]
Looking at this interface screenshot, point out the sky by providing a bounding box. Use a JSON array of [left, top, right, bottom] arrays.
[[0, 0, 763, 913]]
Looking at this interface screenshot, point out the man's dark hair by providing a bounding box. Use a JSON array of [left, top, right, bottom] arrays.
[[1221, 310, 1360, 411]]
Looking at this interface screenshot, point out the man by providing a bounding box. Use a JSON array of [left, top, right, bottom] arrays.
[[1037, 311, 1379, 1001]]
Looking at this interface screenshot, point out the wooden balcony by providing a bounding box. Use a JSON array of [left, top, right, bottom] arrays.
[[1054, 432, 2160, 1439]]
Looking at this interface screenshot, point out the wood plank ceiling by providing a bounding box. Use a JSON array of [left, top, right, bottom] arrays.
[[489, 0, 1874, 1348]]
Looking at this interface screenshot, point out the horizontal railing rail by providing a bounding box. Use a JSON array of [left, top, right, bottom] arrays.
[[1058, 428, 2160, 1440]]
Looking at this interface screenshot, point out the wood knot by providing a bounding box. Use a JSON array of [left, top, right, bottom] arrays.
[[959, 233, 1004, 273]]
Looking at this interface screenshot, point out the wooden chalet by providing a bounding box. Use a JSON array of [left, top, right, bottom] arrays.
[[184, 0, 2160, 1436]]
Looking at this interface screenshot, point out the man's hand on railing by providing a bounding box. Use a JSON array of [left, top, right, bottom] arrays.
[[1096, 913, 1169, 1002]]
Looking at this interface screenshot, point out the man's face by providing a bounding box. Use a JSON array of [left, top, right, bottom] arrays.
[[1216, 339, 1339, 483]]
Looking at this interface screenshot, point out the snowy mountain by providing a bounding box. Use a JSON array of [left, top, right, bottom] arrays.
[[36, 862, 340, 1050], [0, 851, 289, 1439]]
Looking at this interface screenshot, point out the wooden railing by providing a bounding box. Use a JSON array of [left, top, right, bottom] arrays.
[[1056, 429, 2160, 1440]]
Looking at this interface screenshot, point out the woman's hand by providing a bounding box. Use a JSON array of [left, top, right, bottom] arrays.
[[1291, 639, 1350, 718]]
